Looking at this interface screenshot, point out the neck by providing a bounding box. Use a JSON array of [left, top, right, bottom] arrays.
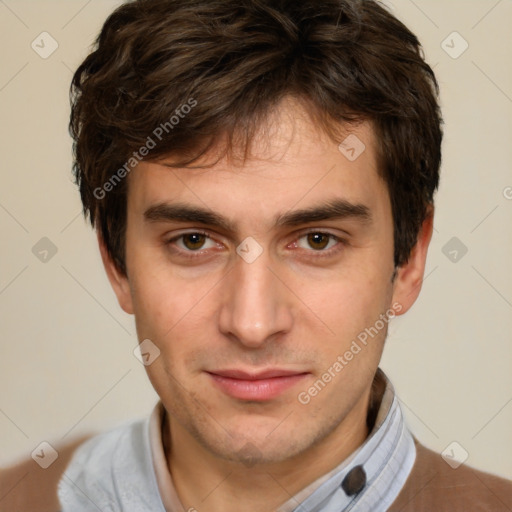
[[164, 391, 373, 512]]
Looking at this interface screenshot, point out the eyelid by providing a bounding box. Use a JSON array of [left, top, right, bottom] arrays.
[[297, 226, 351, 238], [297, 228, 346, 238], [166, 229, 213, 240]]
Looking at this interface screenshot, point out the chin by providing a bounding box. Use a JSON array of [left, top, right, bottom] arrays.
[[198, 423, 308, 466], [218, 439, 303, 467]]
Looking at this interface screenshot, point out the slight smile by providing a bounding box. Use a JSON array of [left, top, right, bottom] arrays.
[[207, 369, 310, 401]]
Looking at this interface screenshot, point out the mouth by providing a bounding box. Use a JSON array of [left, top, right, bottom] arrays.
[[206, 368, 310, 401]]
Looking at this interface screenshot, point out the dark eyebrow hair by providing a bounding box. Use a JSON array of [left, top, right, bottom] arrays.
[[144, 203, 236, 231], [143, 198, 372, 231], [276, 199, 372, 227]]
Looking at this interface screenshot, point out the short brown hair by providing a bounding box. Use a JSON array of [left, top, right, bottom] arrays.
[[70, 0, 443, 275]]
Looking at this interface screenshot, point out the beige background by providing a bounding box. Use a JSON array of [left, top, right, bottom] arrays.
[[1, 0, 511, 481]]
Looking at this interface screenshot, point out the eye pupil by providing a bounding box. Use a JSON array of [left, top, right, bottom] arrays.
[[183, 234, 206, 250], [308, 233, 329, 250]]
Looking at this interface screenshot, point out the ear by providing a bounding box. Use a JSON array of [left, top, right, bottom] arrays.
[[391, 206, 434, 315], [97, 231, 134, 315]]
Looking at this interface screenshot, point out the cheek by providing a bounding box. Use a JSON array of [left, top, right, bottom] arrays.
[[128, 243, 189, 316], [128, 259, 216, 361], [297, 268, 392, 343], [131, 277, 197, 339], [298, 275, 391, 402]]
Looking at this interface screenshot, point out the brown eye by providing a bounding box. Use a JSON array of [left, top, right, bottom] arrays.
[[182, 233, 207, 250], [306, 233, 330, 250]]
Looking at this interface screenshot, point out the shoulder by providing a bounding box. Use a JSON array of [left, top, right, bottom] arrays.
[[389, 438, 512, 511], [57, 416, 162, 511]]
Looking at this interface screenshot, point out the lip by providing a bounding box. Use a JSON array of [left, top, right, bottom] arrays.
[[207, 368, 309, 401]]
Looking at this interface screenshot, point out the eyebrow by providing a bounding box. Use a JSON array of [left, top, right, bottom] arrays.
[[143, 198, 372, 232]]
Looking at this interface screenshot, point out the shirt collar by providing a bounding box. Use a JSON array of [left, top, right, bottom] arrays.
[[148, 401, 185, 511], [148, 368, 416, 512]]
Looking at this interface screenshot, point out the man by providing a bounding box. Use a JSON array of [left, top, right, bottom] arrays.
[[57, 0, 512, 510]]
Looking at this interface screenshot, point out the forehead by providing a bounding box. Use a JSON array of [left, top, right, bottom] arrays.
[[127, 98, 388, 227]]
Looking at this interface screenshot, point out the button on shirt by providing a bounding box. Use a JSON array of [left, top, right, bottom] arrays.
[[58, 369, 416, 512]]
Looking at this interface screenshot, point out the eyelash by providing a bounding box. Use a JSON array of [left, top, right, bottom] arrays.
[[164, 230, 347, 260]]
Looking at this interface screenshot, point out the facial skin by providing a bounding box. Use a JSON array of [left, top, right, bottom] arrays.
[[100, 97, 433, 511]]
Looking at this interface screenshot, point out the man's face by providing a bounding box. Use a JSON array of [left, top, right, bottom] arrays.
[[109, 99, 409, 466]]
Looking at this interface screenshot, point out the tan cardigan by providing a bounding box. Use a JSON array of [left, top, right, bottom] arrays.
[[1, 436, 511, 511], [389, 438, 512, 511]]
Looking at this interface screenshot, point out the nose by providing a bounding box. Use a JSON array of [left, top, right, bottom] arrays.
[[218, 249, 293, 348]]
